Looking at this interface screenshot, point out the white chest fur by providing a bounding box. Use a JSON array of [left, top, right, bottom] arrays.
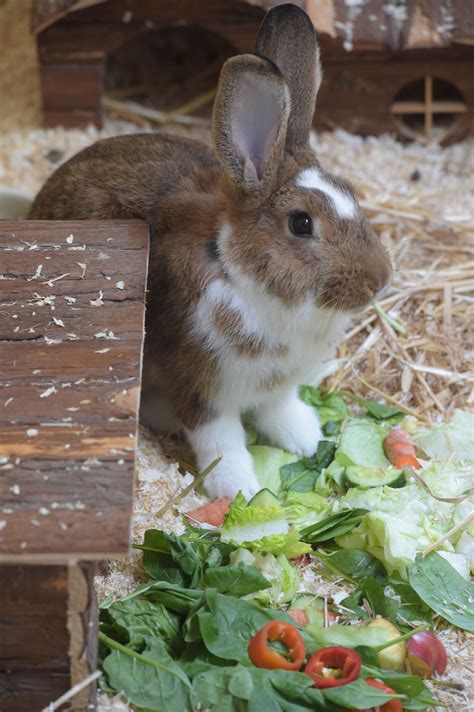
[[192, 224, 349, 414]]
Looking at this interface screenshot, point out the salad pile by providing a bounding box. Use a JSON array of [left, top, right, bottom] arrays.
[[99, 388, 473, 711]]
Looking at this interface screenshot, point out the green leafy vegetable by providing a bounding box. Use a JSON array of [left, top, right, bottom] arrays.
[[229, 550, 300, 605], [249, 445, 299, 494], [336, 419, 392, 469], [196, 590, 316, 664], [322, 677, 403, 709], [100, 633, 192, 711], [307, 623, 391, 649], [122, 581, 203, 615], [341, 391, 404, 421], [299, 386, 349, 424], [221, 492, 311, 557], [409, 552, 474, 631], [280, 440, 336, 492], [414, 409, 474, 462], [203, 562, 271, 597], [301, 509, 368, 544], [101, 597, 179, 652], [323, 548, 386, 580]]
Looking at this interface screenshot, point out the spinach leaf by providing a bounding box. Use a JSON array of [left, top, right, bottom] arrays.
[[361, 665, 429, 698], [191, 665, 343, 712], [204, 562, 271, 597], [341, 391, 404, 421], [280, 440, 336, 492], [197, 594, 272, 662], [196, 591, 316, 663], [409, 552, 474, 631], [360, 664, 437, 708], [101, 597, 179, 651], [123, 580, 203, 615], [322, 678, 404, 709], [388, 578, 433, 625], [306, 623, 389, 649], [299, 386, 349, 424], [323, 420, 341, 436], [357, 576, 399, 621], [300, 509, 368, 544], [135, 529, 202, 585], [323, 549, 386, 580], [101, 633, 192, 711]]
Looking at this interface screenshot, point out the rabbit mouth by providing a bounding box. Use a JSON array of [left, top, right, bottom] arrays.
[[316, 287, 379, 313]]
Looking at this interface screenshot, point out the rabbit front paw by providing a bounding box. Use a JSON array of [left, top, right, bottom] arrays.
[[255, 391, 322, 457], [185, 415, 260, 501], [204, 452, 260, 501]]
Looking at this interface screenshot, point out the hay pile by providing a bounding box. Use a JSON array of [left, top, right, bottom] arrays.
[[0, 118, 472, 710]]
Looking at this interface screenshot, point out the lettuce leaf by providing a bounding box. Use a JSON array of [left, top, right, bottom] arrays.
[[334, 480, 474, 579], [230, 550, 300, 605], [249, 445, 299, 494], [283, 490, 329, 528], [336, 418, 390, 468], [414, 409, 474, 462], [220, 492, 310, 558]]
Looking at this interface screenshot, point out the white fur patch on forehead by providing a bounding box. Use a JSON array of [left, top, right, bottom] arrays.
[[297, 168, 356, 219]]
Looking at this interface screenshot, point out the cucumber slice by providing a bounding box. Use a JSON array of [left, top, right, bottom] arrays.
[[248, 488, 281, 508], [345, 466, 406, 489]]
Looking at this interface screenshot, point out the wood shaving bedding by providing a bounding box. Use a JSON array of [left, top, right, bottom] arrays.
[[1, 119, 472, 710]]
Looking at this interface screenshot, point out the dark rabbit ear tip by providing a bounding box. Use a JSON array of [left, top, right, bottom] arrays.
[[258, 3, 316, 36], [223, 52, 283, 78]]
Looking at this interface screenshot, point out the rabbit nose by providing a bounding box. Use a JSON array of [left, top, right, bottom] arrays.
[[364, 264, 392, 300]]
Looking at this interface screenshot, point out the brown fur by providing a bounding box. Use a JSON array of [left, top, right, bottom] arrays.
[[211, 303, 266, 357], [29, 6, 392, 435]]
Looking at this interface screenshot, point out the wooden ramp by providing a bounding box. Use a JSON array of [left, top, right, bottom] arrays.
[[0, 220, 149, 710]]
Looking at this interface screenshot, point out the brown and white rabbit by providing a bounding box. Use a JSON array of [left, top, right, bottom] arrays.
[[29, 4, 392, 500]]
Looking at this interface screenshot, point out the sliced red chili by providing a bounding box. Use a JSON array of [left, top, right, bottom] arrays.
[[305, 646, 361, 688], [248, 620, 306, 671], [363, 678, 402, 712]]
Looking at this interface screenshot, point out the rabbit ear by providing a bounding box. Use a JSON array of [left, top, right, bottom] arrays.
[[212, 53, 290, 198], [256, 3, 321, 151]]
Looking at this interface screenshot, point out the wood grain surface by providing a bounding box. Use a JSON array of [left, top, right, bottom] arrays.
[[0, 561, 98, 711], [0, 220, 149, 561]]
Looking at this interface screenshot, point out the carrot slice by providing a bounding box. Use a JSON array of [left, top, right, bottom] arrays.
[[383, 428, 421, 469], [186, 497, 231, 527]]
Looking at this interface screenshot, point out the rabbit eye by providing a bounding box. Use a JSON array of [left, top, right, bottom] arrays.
[[289, 211, 313, 237]]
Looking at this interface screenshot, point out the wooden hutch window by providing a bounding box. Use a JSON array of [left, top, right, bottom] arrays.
[[391, 76, 466, 142]]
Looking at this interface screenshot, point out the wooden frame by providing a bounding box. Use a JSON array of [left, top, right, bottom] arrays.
[[0, 220, 149, 710]]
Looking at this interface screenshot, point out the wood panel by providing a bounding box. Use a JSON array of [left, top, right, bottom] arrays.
[[315, 54, 474, 140], [0, 221, 149, 561], [40, 62, 103, 109], [0, 562, 97, 711]]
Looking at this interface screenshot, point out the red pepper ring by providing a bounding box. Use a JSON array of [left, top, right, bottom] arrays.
[[248, 620, 306, 671], [305, 646, 361, 688]]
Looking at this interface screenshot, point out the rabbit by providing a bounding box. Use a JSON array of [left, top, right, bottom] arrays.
[[29, 4, 392, 500]]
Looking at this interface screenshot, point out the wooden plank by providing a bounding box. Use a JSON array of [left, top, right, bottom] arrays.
[[43, 107, 102, 128], [391, 101, 467, 113], [0, 562, 97, 710], [0, 671, 71, 712], [39, 63, 104, 109], [0, 221, 149, 561], [0, 566, 69, 670]]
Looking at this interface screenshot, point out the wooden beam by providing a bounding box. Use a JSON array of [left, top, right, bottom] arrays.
[[0, 562, 98, 711], [391, 101, 467, 114], [0, 221, 149, 560]]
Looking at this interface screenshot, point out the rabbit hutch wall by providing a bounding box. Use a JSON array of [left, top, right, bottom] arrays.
[[33, 0, 474, 143], [0, 220, 149, 711]]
